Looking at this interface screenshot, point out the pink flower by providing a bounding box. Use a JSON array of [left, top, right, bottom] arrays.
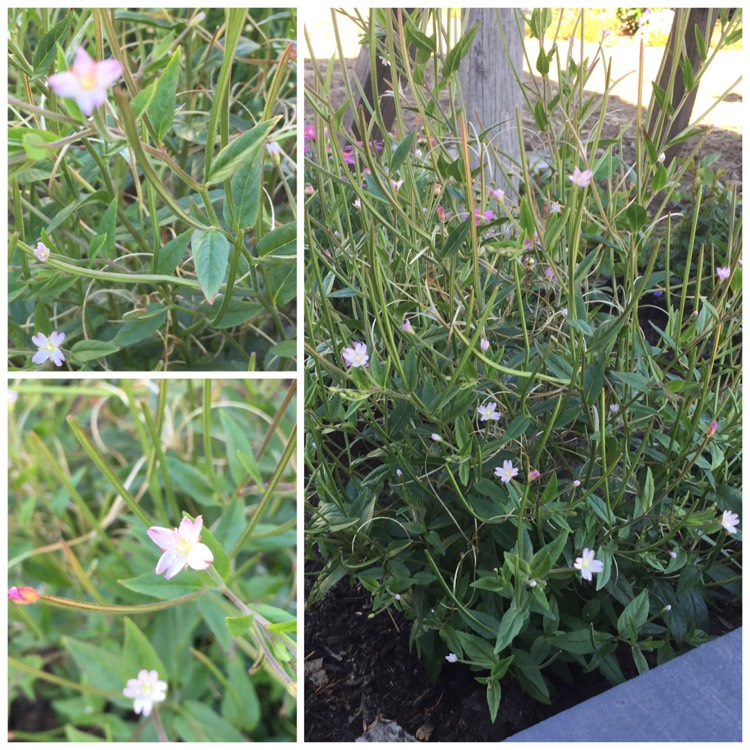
[[304, 125, 316, 141], [33, 241, 50, 262], [549, 201, 562, 214], [305, 184, 314, 195], [488, 188, 505, 201], [528, 469, 541, 481], [721, 510, 739, 535], [391, 179, 404, 194], [569, 166, 593, 188], [436, 206, 446, 223], [707, 420, 718, 437], [8, 586, 40, 604], [480, 337, 490, 352], [401, 318, 413, 333], [31, 331, 65, 367], [572, 480, 581, 488], [431, 433, 441, 442], [123, 669, 168, 717], [342, 341, 369, 368], [474, 208, 496, 225], [544, 267, 554, 280], [494, 460, 518, 483], [147, 516, 214, 580], [574, 548, 604, 581], [48, 48, 122, 117], [716, 266, 731, 281]]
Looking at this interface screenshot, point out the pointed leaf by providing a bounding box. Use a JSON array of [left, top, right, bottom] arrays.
[[192, 229, 230, 303]]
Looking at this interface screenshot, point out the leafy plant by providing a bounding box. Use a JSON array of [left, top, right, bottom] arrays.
[[9, 8, 297, 371], [9, 379, 297, 741], [305, 8, 741, 722]]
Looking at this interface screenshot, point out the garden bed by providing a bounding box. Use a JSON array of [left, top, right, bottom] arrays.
[[304, 576, 741, 742]]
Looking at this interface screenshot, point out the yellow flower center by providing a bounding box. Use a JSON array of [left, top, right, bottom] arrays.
[[79, 70, 97, 91]]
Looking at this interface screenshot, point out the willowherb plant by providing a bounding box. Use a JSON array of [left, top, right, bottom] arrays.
[[305, 8, 741, 721], [9, 8, 297, 371], [9, 380, 297, 741]]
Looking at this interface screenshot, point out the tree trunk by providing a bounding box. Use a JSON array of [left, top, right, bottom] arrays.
[[459, 8, 523, 196], [647, 8, 718, 164], [341, 9, 416, 142]]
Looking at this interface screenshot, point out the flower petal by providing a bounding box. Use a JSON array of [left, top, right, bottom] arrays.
[[96, 58, 123, 87], [186, 542, 214, 570], [179, 515, 203, 543], [155, 550, 184, 578], [32, 350, 50, 365], [147, 526, 176, 550], [31, 333, 47, 348], [47, 71, 83, 98], [49, 331, 65, 346]]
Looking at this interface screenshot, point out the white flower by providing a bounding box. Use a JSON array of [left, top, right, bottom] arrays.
[[477, 402, 501, 422], [445, 653, 458, 663], [123, 669, 167, 717], [494, 460, 518, 483], [657, 152, 666, 163], [431, 433, 441, 442], [716, 266, 731, 281], [31, 331, 65, 367], [721, 510, 739, 535], [266, 141, 281, 165], [147, 516, 214, 580], [609, 403, 620, 414], [569, 166, 593, 188], [574, 548, 604, 582], [341, 341, 369, 368]]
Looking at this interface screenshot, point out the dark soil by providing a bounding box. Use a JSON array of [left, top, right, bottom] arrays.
[[304, 573, 741, 742]]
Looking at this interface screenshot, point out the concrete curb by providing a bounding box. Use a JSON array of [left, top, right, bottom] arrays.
[[506, 628, 742, 742]]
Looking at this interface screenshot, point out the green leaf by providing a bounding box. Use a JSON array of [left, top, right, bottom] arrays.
[[642, 468, 654, 513], [547, 629, 610, 654], [440, 218, 471, 259], [652, 163, 668, 192], [147, 48, 181, 144], [156, 231, 192, 276], [535, 46, 549, 75], [206, 118, 280, 185], [173, 700, 247, 742], [226, 613, 255, 637], [257, 223, 295, 257], [225, 150, 263, 230], [192, 229, 230, 303], [96, 199, 118, 257], [222, 656, 260, 731], [443, 22, 480, 79], [118, 571, 206, 600], [494, 605, 525, 653], [198, 522, 230, 581], [63, 637, 126, 693], [617, 588, 650, 642], [112, 305, 167, 347], [487, 680, 502, 723], [32, 15, 73, 78], [390, 130, 415, 172], [624, 203, 648, 232], [22, 130, 60, 161], [70, 340, 121, 363], [122, 617, 167, 679], [268, 339, 297, 359], [693, 23, 707, 61]]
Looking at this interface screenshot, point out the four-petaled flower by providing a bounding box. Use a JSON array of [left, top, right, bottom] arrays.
[[391, 179, 404, 194], [574, 548, 604, 581], [123, 669, 168, 717], [721, 510, 739, 535], [48, 48, 122, 117], [342, 341, 369, 368], [494, 460, 518, 483], [549, 201, 562, 214], [32, 332, 66, 367], [716, 266, 731, 281], [445, 653, 458, 663], [147, 516, 214, 580], [477, 402, 501, 422], [569, 166, 594, 188], [33, 241, 50, 262]]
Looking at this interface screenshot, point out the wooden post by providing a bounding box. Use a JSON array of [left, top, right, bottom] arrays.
[[459, 8, 523, 195], [647, 8, 718, 164], [341, 9, 416, 142]]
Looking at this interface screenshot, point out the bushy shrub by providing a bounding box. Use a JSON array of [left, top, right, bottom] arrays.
[[305, 8, 742, 721]]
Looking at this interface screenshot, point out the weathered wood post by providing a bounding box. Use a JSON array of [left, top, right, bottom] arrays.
[[459, 8, 523, 196]]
